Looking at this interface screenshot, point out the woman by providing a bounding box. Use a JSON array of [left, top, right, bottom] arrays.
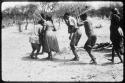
[[38, 13, 46, 54], [41, 15, 60, 60]]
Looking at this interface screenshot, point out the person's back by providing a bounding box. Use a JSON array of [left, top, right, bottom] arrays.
[[44, 21, 54, 31], [108, 8, 123, 63], [110, 13, 120, 34], [84, 20, 95, 37], [78, 13, 97, 64]]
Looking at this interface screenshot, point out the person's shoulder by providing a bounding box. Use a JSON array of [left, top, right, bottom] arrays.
[[69, 16, 76, 20], [113, 14, 120, 18], [84, 19, 92, 25], [84, 20, 89, 23]]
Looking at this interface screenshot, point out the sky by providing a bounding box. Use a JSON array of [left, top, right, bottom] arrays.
[[2, 2, 30, 11], [2, 1, 123, 11]]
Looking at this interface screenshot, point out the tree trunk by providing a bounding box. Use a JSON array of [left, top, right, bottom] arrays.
[[18, 21, 22, 32], [19, 24, 22, 32], [25, 18, 28, 30]]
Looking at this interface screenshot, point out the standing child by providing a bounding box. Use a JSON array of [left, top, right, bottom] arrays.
[[29, 21, 43, 59]]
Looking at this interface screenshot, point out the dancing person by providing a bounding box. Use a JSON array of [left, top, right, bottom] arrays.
[[108, 8, 124, 63], [40, 15, 60, 60], [29, 19, 44, 59], [38, 13, 46, 54], [63, 13, 82, 61], [77, 13, 97, 64]]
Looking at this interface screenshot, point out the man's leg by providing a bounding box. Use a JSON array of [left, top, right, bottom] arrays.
[[108, 46, 115, 63], [86, 48, 97, 64], [30, 43, 36, 59], [69, 33, 73, 40], [84, 37, 97, 64], [41, 42, 44, 54], [70, 33, 79, 61], [116, 50, 123, 63], [45, 51, 52, 60], [70, 44, 79, 61], [35, 44, 41, 59]]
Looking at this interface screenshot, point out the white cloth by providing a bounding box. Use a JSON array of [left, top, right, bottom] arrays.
[[68, 16, 78, 28], [29, 24, 43, 44]]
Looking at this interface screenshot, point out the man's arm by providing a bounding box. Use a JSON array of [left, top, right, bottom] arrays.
[[77, 21, 84, 26], [69, 17, 78, 28]]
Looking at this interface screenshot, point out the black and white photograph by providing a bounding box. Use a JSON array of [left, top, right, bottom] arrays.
[[1, 0, 124, 82]]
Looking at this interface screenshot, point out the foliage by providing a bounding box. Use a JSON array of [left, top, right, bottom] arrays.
[[2, 2, 123, 27]]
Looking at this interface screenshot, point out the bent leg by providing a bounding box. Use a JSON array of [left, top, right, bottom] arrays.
[[116, 50, 123, 63], [111, 47, 115, 63], [70, 44, 79, 61], [34, 44, 41, 59], [86, 48, 97, 64], [30, 43, 36, 59]]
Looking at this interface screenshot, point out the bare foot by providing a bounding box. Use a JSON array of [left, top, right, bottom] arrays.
[[90, 60, 97, 65], [107, 59, 114, 63], [70, 57, 79, 61]]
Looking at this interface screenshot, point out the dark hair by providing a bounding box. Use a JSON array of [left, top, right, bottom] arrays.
[[63, 12, 70, 18], [80, 13, 87, 20], [38, 20, 44, 25], [111, 8, 119, 14], [46, 15, 52, 22], [40, 13, 45, 19]]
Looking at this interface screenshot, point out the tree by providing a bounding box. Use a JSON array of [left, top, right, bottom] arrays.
[[23, 4, 37, 30]]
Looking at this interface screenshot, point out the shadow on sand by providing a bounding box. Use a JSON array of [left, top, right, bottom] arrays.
[[59, 61, 99, 66], [93, 48, 112, 53], [22, 53, 71, 62], [78, 46, 112, 53], [104, 53, 112, 57], [21, 55, 98, 66], [101, 61, 122, 66], [104, 53, 121, 58], [21, 56, 48, 61]]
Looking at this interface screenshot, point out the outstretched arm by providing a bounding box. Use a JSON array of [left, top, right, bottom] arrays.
[[51, 19, 56, 31], [77, 19, 84, 26], [39, 15, 46, 22]]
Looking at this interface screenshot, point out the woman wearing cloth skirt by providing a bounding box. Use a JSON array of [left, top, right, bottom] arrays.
[[40, 15, 60, 60]]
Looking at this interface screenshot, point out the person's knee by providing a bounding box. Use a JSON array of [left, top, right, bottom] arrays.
[[84, 44, 92, 51], [70, 44, 75, 50], [91, 36, 97, 45]]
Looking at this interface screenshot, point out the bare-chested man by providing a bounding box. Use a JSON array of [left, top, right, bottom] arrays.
[[77, 13, 97, 64], [63, 13, 82, 61]]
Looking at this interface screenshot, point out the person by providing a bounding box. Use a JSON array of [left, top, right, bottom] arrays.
[[63, 13, 78, 40], [40, 15, 60, 60], [63, 13, 82, 61], [108, 8, 124, 63], [38, 13, 46, 54], [29, 19, 43, 59], [77, 13, 97, 64]]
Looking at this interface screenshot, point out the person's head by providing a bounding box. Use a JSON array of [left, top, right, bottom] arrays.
[[38, 19, 44, 25], [80, 13, 87, 21], [111, 8, 119, 14], [40, 13, 45, 19], [63, 12, 70, 19], [46, 15, 52, 21]]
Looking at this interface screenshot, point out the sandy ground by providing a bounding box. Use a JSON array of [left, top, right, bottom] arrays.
[[2, 18, 123, 82]]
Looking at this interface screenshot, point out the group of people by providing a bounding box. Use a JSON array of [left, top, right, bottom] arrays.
[[29, 8, 124, 64]]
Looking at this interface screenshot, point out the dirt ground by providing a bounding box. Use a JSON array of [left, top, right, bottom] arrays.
[[2, 18, 123, 82]]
